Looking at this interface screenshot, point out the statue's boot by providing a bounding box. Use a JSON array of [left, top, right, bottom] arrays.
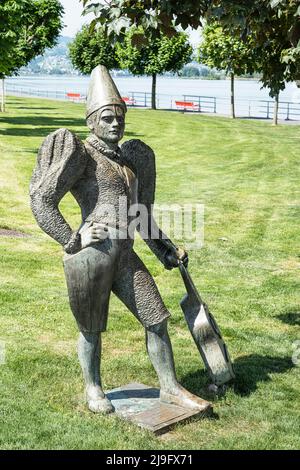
[[85, 384, 114, 414], [160, 385, 211, 412]]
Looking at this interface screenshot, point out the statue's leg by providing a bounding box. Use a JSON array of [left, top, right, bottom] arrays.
[[146, 320, 210, 411], [64, 244, 119, 414], [145, 319, 177, 390], [78, 331, 114, 414], [112, 250, 211, 412]]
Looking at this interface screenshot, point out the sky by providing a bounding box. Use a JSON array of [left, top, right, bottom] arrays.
[[60, 0, 88, 37], [59, 0, 201, 46]]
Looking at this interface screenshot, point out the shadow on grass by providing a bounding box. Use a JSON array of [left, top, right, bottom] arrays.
[[276, 309, 300, 326], [18, 107, 57, 111], [233, 354, 294, 396], [181, 354, 295, 399], [239, 116, 271, 121], [124, 131, 145, 138], [0, 116, 86, 137], [0, 115, 144, 139]]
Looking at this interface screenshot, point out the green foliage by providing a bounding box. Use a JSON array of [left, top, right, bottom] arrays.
[[68, 24, 192, 77], [209, 0, 300, 90], [181, 66, 201, 78], [116, 28, 192, 76], [68, 25, 191, 110], [255, 28, 289, 98], [0, 0, 63, 79], [198, 22, 257, 77], [0, 0, 27, 77], [80, 1, 300, 84], [198, 18, 293, 99], [81, 0, 208, 38], [279, 1, 300, 80], [69, 26, 192, 75], [68, 26, 119, 75]]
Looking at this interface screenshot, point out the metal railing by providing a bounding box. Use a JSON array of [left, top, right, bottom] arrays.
[[5, 85, 300, 121], [183, 95, 217, 113], [6, 85, 67, 100], [258, 100, 300, 120], [127, 91, 152, 107]]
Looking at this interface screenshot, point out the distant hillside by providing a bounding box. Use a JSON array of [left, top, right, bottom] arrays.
[[19, 36, 225, 78], [20, 36, 78, 75]]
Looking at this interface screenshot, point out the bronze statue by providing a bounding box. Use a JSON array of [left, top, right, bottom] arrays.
[[30, 65, 213, 414]]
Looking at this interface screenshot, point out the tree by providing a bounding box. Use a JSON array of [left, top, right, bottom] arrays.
[[0, 0, 63, 111], [208, 1, 300, 90], [69, 25, 192, 110], [0, 1, 26, 78], [181, 66, 201, 78], [69, 26, 119, 75], [80, 1, 300, 86], [254, 22, 290, 125], [80, 1, 299, 122], [198, 22, 257, 118], [209, 1, 300, 56], [209, 2, 300, 124], [279, 1, 300, 84], [81, 0, 208, 40], [116, 29, 192, 109]]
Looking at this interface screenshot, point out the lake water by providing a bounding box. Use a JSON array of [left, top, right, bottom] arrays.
[[6, 75, 300, 118]]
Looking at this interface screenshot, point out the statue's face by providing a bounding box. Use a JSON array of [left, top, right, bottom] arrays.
[[90, 105, 125, 144]]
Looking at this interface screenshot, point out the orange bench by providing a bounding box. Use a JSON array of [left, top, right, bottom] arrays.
[[66, 92, 84, 102], [122, 96, 136, 106], [175, 100, 200, 111]]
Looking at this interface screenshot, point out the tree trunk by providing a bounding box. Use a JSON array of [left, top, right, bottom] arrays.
[[273, 93, 279, 126], [151, 73, 157, 110], [230, 72, 235, 119], [1, 79, 5, 113]]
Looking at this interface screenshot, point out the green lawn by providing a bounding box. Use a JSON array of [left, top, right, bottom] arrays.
[[0, 96, 299, 450]]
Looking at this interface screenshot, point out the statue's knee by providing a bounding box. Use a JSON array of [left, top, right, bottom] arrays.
[[79, 331, 100, 344], [147, 319, 168, 335]]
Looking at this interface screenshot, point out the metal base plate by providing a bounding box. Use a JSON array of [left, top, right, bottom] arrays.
[[106, 383, 211, 435]]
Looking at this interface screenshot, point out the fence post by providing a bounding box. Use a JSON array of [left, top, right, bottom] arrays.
[[286, 102, 290, 121], [198, 96, 201, 112], [144, 93, 147, 107], [266, 101, 270, 119], [214, 97, 217, 113]]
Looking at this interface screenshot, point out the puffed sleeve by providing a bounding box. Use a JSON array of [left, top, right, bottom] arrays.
[[121, 139, 178, 269], [30, 128, 87, 253]]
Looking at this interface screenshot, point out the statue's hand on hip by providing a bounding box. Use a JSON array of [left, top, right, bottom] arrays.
[[81, 222, 109, 249]]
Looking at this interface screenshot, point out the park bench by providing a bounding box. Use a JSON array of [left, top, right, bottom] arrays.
[[122, 96, 136, 106], [175, 100, 200, 112], [66, 92, 86, 102]]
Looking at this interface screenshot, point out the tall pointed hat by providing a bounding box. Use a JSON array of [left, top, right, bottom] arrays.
[[86, 65, 126, 118]]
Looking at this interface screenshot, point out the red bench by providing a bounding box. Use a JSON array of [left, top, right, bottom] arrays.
[[175, 100, 200, 112], [66, 92, 85, 102], [122, 96, 136, 106]]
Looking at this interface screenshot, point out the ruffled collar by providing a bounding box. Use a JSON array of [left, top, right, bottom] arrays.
[[86, 135, 123, 165]]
